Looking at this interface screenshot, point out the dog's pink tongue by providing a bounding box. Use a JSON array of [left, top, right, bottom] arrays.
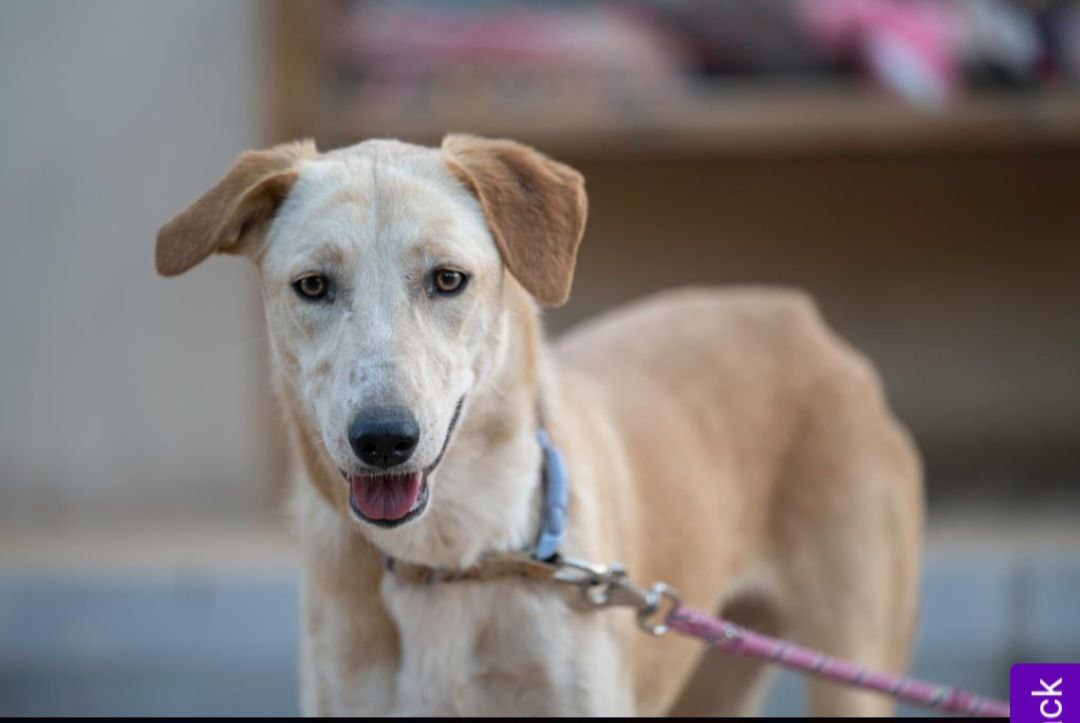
[[351, 472, 422, 520]]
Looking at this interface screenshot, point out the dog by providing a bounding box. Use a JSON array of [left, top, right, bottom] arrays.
[[155, 135, 924, 716]]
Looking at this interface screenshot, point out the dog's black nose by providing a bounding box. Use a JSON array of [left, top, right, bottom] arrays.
[[348, 408, 420, 469]]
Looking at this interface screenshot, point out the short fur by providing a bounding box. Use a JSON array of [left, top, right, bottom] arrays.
[[157, 134, 924, 716]]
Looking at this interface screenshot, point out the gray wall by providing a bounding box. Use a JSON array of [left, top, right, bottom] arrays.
[[0, 1, 272, 523]]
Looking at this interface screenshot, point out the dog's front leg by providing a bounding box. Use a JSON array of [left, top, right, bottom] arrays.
[[299, 569, 401, 716]]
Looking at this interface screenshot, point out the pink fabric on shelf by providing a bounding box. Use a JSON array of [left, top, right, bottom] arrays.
[[796, 0, 960, 108]]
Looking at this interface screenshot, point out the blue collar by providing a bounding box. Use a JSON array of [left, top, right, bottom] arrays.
[[533, 429, 570, 561]]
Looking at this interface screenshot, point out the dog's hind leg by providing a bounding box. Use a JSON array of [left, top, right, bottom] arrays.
[[771, 356, 924, 716], [780, 546, 916, 718]]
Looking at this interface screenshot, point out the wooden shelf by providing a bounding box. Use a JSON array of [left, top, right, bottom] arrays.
[[270, 2, 1080, 157], [311, 86, 1080, 157]]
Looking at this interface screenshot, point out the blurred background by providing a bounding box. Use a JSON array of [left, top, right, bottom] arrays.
[[1, 0, 1077, 715]]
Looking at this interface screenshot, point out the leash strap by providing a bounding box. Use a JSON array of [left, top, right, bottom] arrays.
[[381, 431, 1010, 717], [385, 549, 1010, 716], [666, 605, 1010, 718]]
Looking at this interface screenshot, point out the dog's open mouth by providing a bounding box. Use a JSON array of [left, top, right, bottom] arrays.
[[341, 395, 465, 529], [346, 471, 429, 527]]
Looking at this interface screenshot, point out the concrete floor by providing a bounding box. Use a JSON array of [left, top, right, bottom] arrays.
[[1, 520, 1077, 716]]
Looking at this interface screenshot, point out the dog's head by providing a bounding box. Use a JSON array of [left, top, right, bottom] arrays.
[[156, 136, 586, 529]]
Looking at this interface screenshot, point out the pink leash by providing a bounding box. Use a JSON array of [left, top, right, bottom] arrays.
[[539, 555, 1012, 717], [666, 605, 1010, 717], [528, 436, 1010, 715], [388, 550, 1012, 716]]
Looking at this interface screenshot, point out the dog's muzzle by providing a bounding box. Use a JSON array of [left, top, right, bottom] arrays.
[[340, 396, 465, 528]]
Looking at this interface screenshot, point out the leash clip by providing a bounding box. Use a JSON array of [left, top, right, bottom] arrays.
[[551, 555, 682, 636]]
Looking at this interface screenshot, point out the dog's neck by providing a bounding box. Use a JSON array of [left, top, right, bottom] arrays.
[[287, 279, 548, 569]]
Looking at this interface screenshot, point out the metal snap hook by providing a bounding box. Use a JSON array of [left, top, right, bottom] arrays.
[[637, 583, 682, 636]]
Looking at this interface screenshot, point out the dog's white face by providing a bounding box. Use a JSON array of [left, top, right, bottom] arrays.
[[264, 142, 506, 527], [156, 136, 586, 532]]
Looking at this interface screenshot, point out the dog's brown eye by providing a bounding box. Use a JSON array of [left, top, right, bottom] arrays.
[[432, 269, 468, 296], [294, 274, 329, 301]]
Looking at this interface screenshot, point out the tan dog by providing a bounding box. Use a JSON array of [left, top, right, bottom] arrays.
[[156, 135, 924, 716]]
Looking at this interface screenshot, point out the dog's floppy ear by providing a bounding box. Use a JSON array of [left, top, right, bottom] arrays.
[[155, 140, 317, 277], [442, 134, 587, 307]]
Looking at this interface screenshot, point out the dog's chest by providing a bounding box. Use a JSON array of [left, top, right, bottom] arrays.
[[380, 576, 598, 715]]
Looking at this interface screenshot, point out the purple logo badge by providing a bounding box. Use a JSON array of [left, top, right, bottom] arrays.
[[1010, 664, 1080, 723]]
